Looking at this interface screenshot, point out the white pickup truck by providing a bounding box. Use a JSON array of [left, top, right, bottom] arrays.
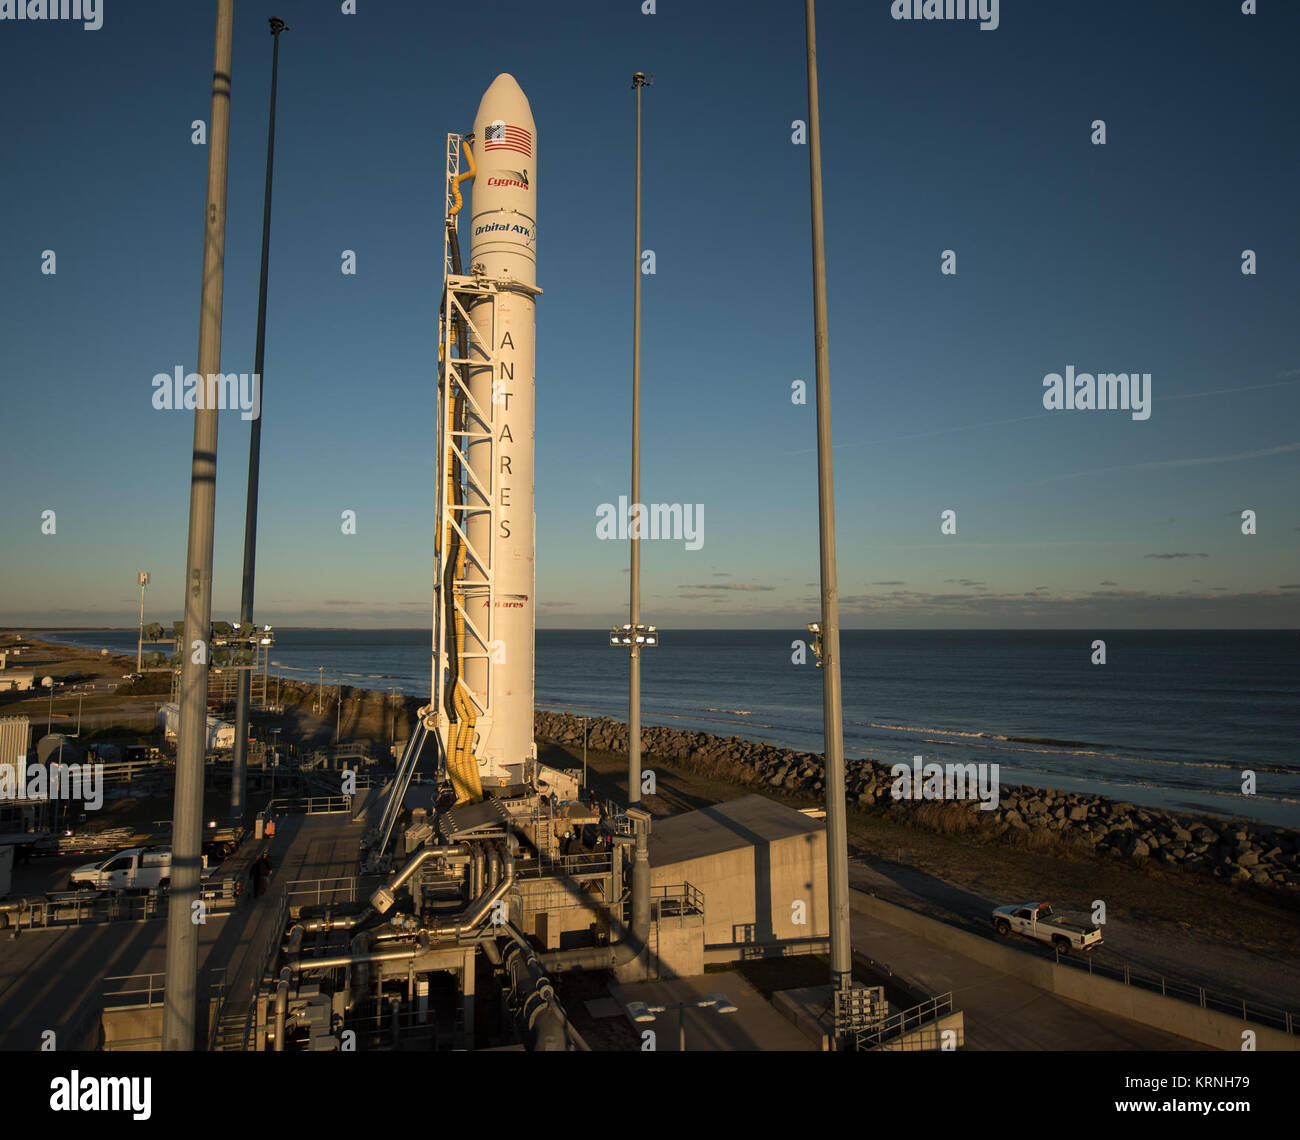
[[992, 901, 1103, 953], [69, 846, 209, 893]]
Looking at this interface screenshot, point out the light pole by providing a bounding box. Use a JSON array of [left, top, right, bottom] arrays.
[[804, 0, 853, 1034], [626, 70, 653, 808], [136, 572, 150, 673], [164, 0, 234, 1053], [233, 16, 290, 826], [316, 666, 324, 714], [582, 715, 588, 794]]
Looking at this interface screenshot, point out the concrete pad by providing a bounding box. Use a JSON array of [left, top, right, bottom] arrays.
[[0, 813, 365, 1050], [609, 971, 814, 1051]]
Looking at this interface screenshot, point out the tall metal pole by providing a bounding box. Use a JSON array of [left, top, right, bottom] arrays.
[[136, 573, 149, 673], [233, 17, 289, 825], [628, 72, 650, 807], [804, 0, 853, 1020], [163, 0, 234, 1052]]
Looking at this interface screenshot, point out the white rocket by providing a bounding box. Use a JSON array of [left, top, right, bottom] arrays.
[[443, 74, 539, 796]]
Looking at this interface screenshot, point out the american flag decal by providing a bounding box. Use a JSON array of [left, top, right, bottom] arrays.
[[483, 121, 532, 157]]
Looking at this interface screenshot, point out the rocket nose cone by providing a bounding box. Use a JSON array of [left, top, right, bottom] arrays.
[[484, 72, 525, 99], [476, 72, 535, 131]]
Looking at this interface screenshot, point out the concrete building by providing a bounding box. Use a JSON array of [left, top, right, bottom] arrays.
[[0, 672, 36, 693], [648, 795, 829, 967]]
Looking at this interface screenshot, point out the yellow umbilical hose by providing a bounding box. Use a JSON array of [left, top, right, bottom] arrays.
[[448, 133, 476, 218], [448, 518, 482, 804], [439, 394, 482, 806], [440, 136, 476, 366]]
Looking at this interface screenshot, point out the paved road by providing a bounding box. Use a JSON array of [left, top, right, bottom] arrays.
[[849, 901, 1200, 1050]]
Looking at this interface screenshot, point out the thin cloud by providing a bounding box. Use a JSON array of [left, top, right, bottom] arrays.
[[1042, 441, 1300, 482], [1144, 553, 1209, 560], [679, 583, 774, 592]]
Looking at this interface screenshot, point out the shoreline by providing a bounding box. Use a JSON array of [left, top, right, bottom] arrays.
[[25, 628, 1299, 829], [7, 632, 1297, 893], [534, 710, 1300, 894]]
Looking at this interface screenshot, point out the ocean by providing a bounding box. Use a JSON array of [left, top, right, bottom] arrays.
[[35, 628, 1300, 828]]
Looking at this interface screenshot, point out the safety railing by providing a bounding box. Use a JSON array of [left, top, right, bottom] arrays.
[[100, 969, 228, 1051], [343, 1005, 445, 1050], [261, 887, 290, 980], [1052, 947, 1296, 1035], [265, 794, 354, 816], [103, 972, 167, 1010], [285, 876, 357, 916], [0, 889, 165, 931], [516, 850, 613, 881], [650, 881, 704, 918], [848, 992, 954, 1051]]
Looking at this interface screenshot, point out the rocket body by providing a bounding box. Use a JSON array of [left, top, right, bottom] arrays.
[[464, 74, 537, 783]]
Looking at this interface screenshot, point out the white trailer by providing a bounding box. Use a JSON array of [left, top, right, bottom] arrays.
[[156, 703, 235, 751]]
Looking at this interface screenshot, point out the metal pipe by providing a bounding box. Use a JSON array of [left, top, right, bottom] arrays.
[[298, 907, 372, 934], [163, 0, 234, 1051], [804, 0, 853, 1011], [273, 970, 289, 1052], [348, 931, 373, 1012], [499, 924, 590, 1051], [287, 941, 429, 975], [434, 845, 514, 938], [371, 843, 468, 913]]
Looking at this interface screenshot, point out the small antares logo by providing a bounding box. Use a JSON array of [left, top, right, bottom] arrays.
[[0, 0, 102, 30]]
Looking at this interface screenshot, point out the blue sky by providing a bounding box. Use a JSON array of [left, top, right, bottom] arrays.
[[1, 0, 1297, 630]]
